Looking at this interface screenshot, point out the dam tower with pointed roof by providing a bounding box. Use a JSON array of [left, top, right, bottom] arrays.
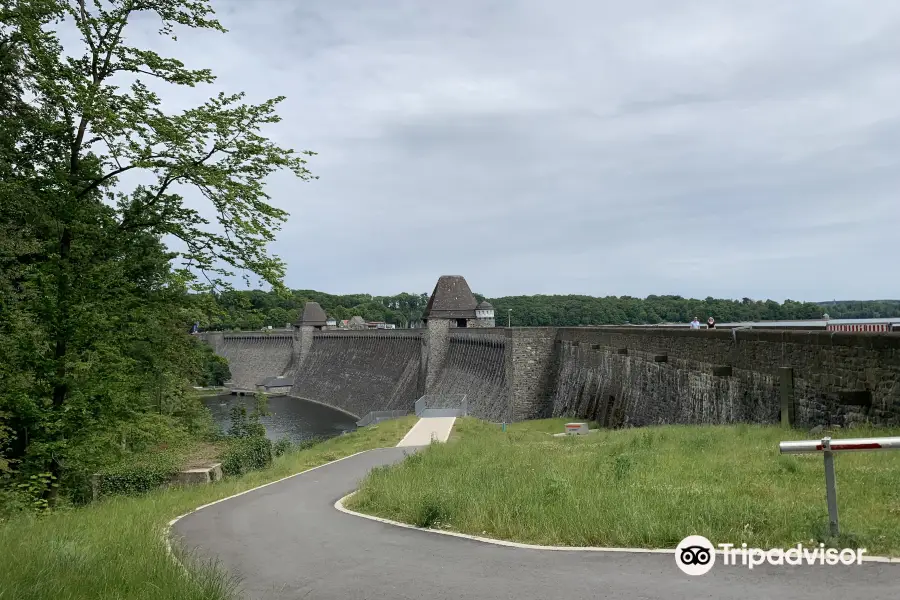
[[292, 301, 328, 369], [421, 275, 482, 391]]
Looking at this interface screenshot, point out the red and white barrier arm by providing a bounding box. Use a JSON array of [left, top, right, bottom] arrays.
[[779, 436, 900, 454]]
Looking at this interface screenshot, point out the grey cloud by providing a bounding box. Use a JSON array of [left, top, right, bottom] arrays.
[[94, 0, 900, 300]]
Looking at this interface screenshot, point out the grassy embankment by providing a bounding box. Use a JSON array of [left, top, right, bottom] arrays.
[[0, 416, 418, 600], [347, 417, 900, 555], [191, 386, 229, 398]]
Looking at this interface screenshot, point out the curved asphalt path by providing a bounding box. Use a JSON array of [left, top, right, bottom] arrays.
[[172, 447, 898, 600]]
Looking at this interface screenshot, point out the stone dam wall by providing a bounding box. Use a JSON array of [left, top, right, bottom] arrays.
[[212, 333, 293, 391], [203, 327, 900, 427], [550, 331, 777, 427], [544, 328, 900, 428], [290, 331, 421, 418], [428, 330, 508, 422]]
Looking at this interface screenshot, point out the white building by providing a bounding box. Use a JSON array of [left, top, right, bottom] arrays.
[[475, 301, 496, 328]]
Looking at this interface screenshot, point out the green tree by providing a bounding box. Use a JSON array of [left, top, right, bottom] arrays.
[[1, 0, 315, 503], [196, 341, 231, 386]]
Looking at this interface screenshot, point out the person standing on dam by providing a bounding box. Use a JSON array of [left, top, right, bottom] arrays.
[[690, 317, 701, 329], [707, 317, 716, 329]]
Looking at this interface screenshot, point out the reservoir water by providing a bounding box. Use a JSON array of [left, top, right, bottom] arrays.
[[203, 394, 358, 443]]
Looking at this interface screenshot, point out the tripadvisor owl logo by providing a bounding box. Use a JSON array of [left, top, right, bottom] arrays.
[[674, 535, 869, 575], [675, 535, 716, 576]]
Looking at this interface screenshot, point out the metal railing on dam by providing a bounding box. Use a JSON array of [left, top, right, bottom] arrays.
[[356, 410, 411, 427], [415, 394, 468, 418]]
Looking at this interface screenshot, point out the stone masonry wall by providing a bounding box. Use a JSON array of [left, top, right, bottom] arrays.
[[468, 317, 496, 328], [291, 331, 423, 418], [423, 319, 451, 392], [505, 328, 559, 421], [547, 328, 900, 427], [427, 330, 508, 421], [550, 340, 776, 426], [216, 334, 293, 390], [291, 325, 315, 369]]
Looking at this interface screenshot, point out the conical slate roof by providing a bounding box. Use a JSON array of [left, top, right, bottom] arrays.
[[424, 275, 478, 320], [476, 300, 494, 310], [295, 301, 327, 327]]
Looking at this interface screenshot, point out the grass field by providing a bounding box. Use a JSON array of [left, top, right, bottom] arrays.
[[0, 416, 418, 600], [346, 418, 900, 555]]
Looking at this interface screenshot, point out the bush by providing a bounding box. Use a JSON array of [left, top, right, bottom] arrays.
[[227, 395, 268, 439], [97, 454, 179, 498], [0, 484, 34, 522], [221, 436, 272, 477], [57, 413, 210, 503], [272, 438, 293, 457], [296, 436, 324, 451], [414, 494, 449, 528], [195, 340, 232, 386]]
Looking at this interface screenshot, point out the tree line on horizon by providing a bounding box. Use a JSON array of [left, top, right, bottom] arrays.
[[198, 289, 900, 331]]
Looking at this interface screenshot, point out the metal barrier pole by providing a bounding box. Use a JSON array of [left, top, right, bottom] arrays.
[[822, 437, 840, 536], [779, 434, 900, 538], [779, 436, 900, 453]]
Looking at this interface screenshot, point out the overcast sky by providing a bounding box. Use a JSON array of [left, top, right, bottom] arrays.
[[133, 0, 900, 301]]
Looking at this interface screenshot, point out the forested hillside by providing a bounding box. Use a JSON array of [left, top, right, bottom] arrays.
[[200, 291, 900, 330], [815, 300, 900, 318]]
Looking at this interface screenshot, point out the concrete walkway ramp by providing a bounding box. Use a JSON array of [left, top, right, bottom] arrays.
[[397, 417, 456, 447]]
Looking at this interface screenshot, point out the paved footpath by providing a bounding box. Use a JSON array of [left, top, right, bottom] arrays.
[[172, 446, 898, 600], [396, 417, 456, 446]]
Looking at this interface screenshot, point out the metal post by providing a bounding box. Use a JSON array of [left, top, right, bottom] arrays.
[[502, 422, 506, 432], [507, 309, 512, 327], [822, 437, 840, 536], [780, 434, 900, 537]]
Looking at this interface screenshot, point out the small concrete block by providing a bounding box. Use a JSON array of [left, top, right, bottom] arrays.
[[175, 469, 211, 485], [654, 354, 668, 362], [565, 422, 589, 435], [174, 462, 224, 486]]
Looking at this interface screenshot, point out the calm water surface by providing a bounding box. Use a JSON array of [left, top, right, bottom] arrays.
[[204, 394, 358, 443]]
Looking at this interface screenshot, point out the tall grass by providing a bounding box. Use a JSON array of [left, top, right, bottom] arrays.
[[348, 418, 900, 555], [0, 416, 418, 600]]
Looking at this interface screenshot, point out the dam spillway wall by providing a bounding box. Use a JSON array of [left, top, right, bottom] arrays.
[[427, 330, 509, 421], [540, 328, 900, 428], [290, 331, 422, 418]]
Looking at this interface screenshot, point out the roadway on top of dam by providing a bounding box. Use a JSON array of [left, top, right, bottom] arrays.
[[170, 447, 897, 600]]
